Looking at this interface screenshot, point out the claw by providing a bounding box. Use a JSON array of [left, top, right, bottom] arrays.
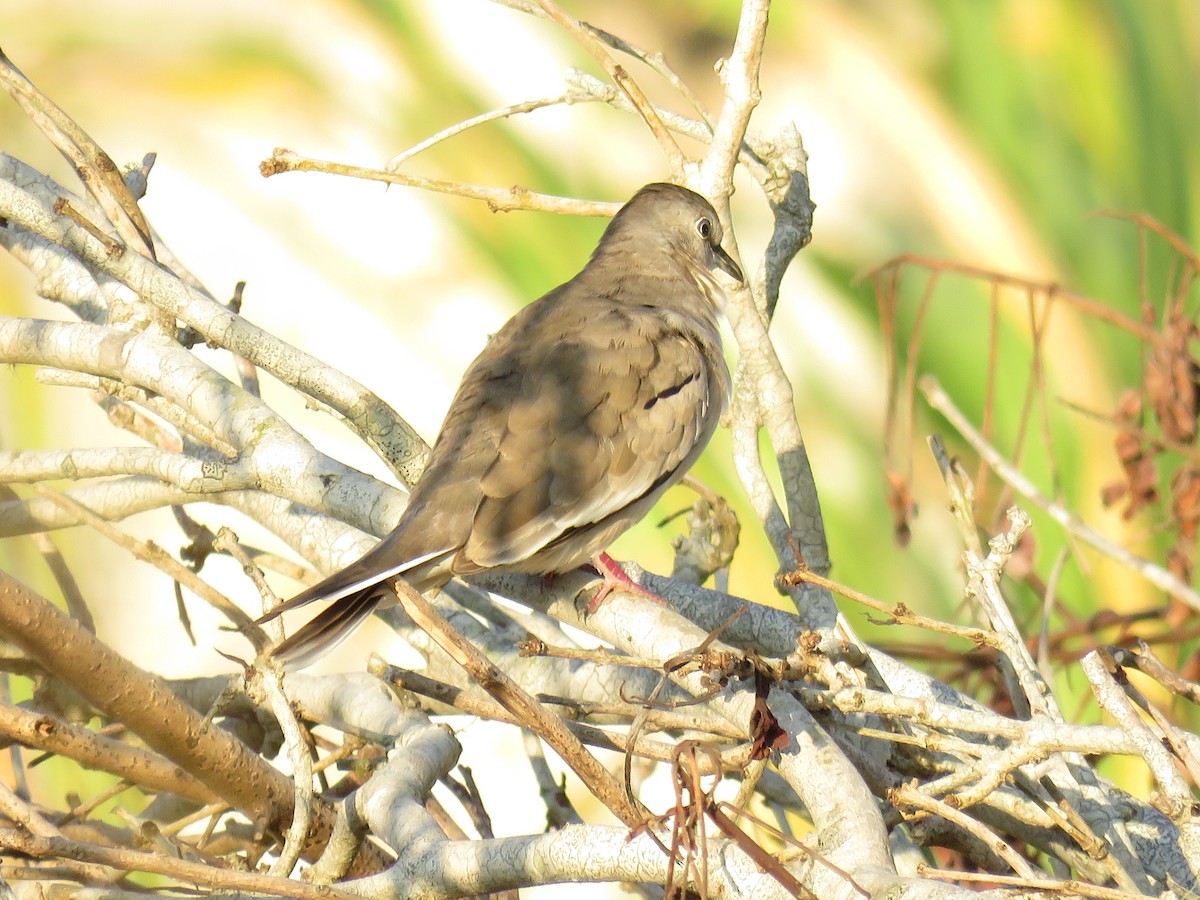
[[582, 552, 668, 613]]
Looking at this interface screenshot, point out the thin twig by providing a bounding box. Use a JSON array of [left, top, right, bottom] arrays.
[[1082, 649, 1191, 821], [922, 374, 1200, 612], [0, 48, 155, 258], [918, 865, 1148, 900], [262, 149, 620, 216], [387, 92, 592, 170], [861, 253, 1160, 343], [703, 0, 769, 187], [0, 827, 359, 900], [34, 484, 258, 633], [530, 0, 684, 170], [893, 783, 1043, 880], [390, 578, 644, 825]]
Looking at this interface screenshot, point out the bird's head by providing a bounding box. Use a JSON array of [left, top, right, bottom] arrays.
[[592, 183, 744, 302]]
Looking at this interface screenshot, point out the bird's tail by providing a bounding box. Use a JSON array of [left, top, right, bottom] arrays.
[[267, 586, 385, 668], [253, 544, 453, 667]]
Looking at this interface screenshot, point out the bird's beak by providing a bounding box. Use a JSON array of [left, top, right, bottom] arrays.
[[711, 244, 744, 284]]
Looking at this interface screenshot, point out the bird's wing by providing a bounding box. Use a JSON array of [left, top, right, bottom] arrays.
[[459, 300, 727, 571]]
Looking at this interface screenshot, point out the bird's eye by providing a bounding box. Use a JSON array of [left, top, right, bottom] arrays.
[[696, 217, 712, 240]]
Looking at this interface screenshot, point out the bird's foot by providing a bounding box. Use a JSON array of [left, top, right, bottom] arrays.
[[581, 552, 668, 613]]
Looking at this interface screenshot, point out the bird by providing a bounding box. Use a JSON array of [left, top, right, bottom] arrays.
[[258, 182, 743, 666]]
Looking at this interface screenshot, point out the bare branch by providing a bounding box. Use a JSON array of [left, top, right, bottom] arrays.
[[922, 374, 1200, 611]]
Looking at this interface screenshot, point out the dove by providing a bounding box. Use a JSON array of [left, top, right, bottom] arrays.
[[260, 182, 742, 666]]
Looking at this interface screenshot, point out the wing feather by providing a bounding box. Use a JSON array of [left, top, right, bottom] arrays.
[[462, 301, 726, 571]]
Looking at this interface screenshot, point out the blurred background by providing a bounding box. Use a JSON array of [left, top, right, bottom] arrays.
[[1, 0, 1199, 886]]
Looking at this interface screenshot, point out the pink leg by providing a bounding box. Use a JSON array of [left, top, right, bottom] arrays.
[[582, 552, 667, 613]]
